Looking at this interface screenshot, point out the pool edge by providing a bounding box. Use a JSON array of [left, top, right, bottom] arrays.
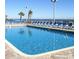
[[5, 39, 74, 57]]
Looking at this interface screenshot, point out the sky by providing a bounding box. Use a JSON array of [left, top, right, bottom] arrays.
[[5, 0, 74, 19]]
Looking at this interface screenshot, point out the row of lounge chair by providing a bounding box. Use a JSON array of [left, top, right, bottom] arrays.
[[31, 21, 74, 30]]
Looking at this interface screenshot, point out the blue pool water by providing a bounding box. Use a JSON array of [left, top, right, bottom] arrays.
[[5, 26, 74, 55]]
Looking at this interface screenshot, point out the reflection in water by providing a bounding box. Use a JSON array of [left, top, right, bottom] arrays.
[[28, 29, 32, 37], [19, 28, 25, 34], [65, 33, 68, 40], [5, 28, 7, 32], [27, 26, 71, 35], [53, 30, 56, 50], [64, 33, 68, 40]]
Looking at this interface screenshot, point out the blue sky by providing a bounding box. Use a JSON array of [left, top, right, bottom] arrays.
[[6, 0, 74, 19]]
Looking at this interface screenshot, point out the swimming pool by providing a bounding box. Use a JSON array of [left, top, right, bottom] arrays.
[[5, 26, 74, 55]]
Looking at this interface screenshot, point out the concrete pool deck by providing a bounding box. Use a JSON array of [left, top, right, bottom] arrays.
[[5, 41, 74, 59], [5, 23, 26, 27], [27, 24, 74, 32], [5, 23, 74, 32], [5, 23, 74, 59]]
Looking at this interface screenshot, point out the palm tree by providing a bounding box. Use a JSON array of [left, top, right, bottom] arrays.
[[18, 12, 25, 22], [28, 10, 32, 23]]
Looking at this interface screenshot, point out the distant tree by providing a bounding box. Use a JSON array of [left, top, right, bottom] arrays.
[[18, 12, 25, 22], [28, 10, 32, 23]]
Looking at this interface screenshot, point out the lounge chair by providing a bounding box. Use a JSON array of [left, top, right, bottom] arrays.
[[64, 25, 70, 29], [47, 23, 51, 27], [71, 25, 74, 30], [54, 24, 59, 28], [59, 24, 64, 29], [44, 23, 47, 26]]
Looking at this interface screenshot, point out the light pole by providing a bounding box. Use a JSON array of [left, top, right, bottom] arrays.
[[51, 0, 57, 24], [25, 0, 28, 22]]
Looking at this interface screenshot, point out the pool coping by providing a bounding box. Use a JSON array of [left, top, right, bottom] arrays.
[[27, 24, 74, 32], [5, 23, 74, 32], [5, 39, 74, 57]]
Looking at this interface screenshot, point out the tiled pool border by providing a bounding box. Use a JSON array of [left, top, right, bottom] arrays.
[[5, 39, 74, 57]]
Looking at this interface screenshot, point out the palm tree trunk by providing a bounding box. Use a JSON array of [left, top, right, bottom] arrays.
[[20, 16, 22, 22], [27, 15, 29, 22]]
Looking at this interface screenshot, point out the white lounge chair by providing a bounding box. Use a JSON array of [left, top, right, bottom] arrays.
[[64, 25, 70, 29], [59, 24, 63, 29]]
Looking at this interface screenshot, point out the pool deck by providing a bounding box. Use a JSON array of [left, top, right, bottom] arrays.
[[5, 23, 26, 27], [27, 24, 74, 32], [5, 42, 74, 59], [5, 23, 74, 32]]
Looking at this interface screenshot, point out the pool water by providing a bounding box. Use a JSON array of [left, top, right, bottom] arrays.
[[5, 26, 74, 55]]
